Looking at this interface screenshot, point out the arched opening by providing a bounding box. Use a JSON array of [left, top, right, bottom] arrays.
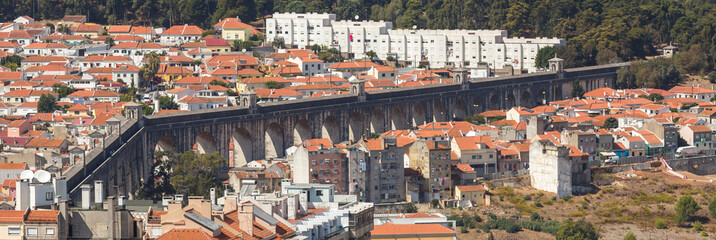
[[412, 104, 426, 127], [489, 95, 499, 110], [520, 90, 531, 107], [370, 109, 385, 134], [265, 122, 284, 159], [391, 107, 407, 130], [231, 128, 252, 167], [155, 136, 177, 153], [536, 89, 547, 105], [433, 101, 447, 122], [194, 132, 217, 154], [322, 115, 340, 143], [349, 112, 363, 142], [453, 99, 466, 121], [473, 97, 483, 113], [154, 136, 177, 163], [505, 92, 515, 109], [293, 118, 311, 146]]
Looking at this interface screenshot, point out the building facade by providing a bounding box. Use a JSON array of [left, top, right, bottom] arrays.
[[266, 13, 563, 71]]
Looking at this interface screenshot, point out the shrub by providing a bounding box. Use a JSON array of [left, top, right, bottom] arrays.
[[535, 201, 544, 208], [623, 231, 636, 240], [448, 214, 464, 226], [483, 218, 521, 233], [460, 226, 468, 233], [486, 212, 497, 220], [472, 214, 483, 223], [701, 231, 708, 236], [561, 195, 572, 201], [694, 220, 702, 231], [674, 195, 700, 225], [654, 219, 667, 229], [556, 219, 599, 240], [531, 213, 542, 221], [524, 195, 532, 201]]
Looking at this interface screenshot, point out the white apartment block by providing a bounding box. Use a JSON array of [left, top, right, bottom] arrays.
[[266, 12, 564, 72]]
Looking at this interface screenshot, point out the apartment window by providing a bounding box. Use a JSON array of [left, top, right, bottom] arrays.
[[316, 190, 323, 196], [46, 228, 55, 235], [8, 226, 20, 235], [46, 192, 52, 201], [27, 228, 38, 236]]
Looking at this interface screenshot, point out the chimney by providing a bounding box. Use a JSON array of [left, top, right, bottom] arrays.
[[94, 180, 104, 205], [174, 194, 184, 204], [238, 203, 255, 237], [224, 195, 237, 215], [15, 179, 29, 211], [106, 196, 116, 240], [59, 200, 69, 239], [118, 195, 126, 209], [167, 200, 183, 213], [210, 188, 216, 205], [80, 184, 91, 209]]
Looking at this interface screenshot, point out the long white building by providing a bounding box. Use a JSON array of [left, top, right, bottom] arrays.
[[266, 12, 564, 72]]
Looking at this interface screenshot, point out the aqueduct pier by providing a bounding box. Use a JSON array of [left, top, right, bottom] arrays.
[[67, 62, 629, 200]]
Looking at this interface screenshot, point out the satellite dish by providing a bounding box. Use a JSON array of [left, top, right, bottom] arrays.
[[20, 170, 34, 180], [34, 170, 51, 183]]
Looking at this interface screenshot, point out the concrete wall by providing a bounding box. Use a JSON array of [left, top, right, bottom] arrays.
[[529, 140, 572, 197]]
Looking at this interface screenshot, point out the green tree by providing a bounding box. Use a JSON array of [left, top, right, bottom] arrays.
[[283, 0, 307, 13], [365, 50, 377, 60], [334, 0, 361, 20], [556, 219, 599, 240], [232, 39, 254, 51], [0, 55, 22, 71], [264, 81, 284, 89], [158, 96, 179, 110], [503, 1, 530, 36], [272, 37, 285, 49], [674, 195, 700, 225], [572, 81, 585, 98], [603, 117, 618, 129], [169, 151, 224, 197], [623, 231, 636, 240], [38, 94, 58, 113], [53, 84, 75, 98], [142, 103, 154, 115], [140, 52, 160, 86], [404, 203, 418, 213], [535, 46, 556, 70], [212, 0, 256, 24], [178, 0, 209, 27], [210, 79, 228, 88], [709, 71, 716, 84]]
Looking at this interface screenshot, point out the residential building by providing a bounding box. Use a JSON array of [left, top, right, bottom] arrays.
[[266, 12, 562, 71], [357, 137, 406, 203], [406, 140, 451, 202], [214, 17, 259, 41], [680, 125, 713, 150]]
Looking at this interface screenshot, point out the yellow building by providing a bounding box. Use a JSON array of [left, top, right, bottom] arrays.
[[213, 17, 260, 41], [157, 65, 193, 85], [205, 38, 231, 53], [454, 184, 489, 206], [371, 223, 456, 240]]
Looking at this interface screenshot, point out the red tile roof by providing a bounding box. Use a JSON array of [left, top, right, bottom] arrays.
[[372, 223, 455, 236], [456, 184, 486, 192], [25, 210, 58, 223], [0, 163, 27, 170], [0, 210, 25, 223], [161, 25, 204, 36]]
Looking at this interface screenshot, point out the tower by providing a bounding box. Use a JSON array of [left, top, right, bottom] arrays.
[[548, 54, 564, 73]]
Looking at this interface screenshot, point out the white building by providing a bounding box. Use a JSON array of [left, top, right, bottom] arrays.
[[266, 12, 563, 72], [15, 170, 69, 210]]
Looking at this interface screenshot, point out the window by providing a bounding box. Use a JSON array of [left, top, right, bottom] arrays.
[[46, 228, 55, 235], [27, 228, 38, 236], [46, 192, 53, 201], [8, 226, 20, 235], [316, 190, 323, 196]]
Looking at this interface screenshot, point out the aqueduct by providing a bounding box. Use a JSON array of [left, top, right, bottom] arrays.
[[67, 62, 628, 200]]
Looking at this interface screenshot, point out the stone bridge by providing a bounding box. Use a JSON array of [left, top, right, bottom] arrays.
[[67, 62, 628, 200]]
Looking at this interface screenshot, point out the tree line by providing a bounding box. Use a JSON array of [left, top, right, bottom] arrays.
[[0, 0, 713, 70]]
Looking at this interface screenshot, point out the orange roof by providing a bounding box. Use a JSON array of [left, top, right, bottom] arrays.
[[68, 90, 122, 98], [456, 185, 486, 192], [328, 61, 380, 69], [454, 163, 475, 173], [156, 228, 216, 240], [255, 88, 303, 98], [0, 210, 25, 223], [0, 163, 27, 170], [688, 124, 711, 133], [67, 103, 90, 111], [584, 87, 623, 98], [669, 86, 716, 94], [161, 25, 204, 36], [453, 136, 493, 151], [396, 213, 442, 218], [71, 24, 102, 32], [24, 43, 71, 49], [372, 223, 455, 236], [25, 210, 59, 223], [108, 25, 132, 33], [25, 137, 65, 148], [214, 17, 260, 34]]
